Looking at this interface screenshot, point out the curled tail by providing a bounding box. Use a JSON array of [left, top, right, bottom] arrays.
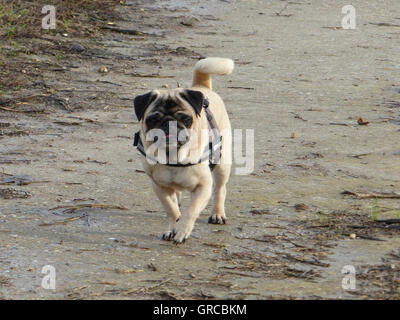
[[192, 57, 234, 89]]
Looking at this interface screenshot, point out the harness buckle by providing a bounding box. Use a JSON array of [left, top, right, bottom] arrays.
[[133, 131, 140, 147]]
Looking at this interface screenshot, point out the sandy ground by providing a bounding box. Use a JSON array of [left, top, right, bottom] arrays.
[[1, 0, 400, 299]]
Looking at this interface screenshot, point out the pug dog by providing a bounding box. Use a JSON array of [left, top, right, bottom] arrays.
[[133, 57, 234, 244]]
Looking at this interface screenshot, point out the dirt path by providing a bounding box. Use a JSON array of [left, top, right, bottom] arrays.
[[1, 0, 400, 299]]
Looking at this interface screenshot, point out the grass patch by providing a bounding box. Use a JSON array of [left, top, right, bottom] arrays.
[[0, 0, 121, 94], [370, 198, 400, 221], [370, 198, 381, 221], [315, 210, 331, 224], [0, 0, 121, 40]]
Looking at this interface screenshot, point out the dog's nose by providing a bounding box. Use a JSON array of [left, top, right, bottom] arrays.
[[161, 121, 170, 133]]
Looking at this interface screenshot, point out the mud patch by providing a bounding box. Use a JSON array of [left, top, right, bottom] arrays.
[[0, 276, 11, 287], [219, 248, 323, 281], [0, 188, 31, 199], [352, 251, 400, 299], [0, 174, 34, 186], [301, 209, 399, 242]]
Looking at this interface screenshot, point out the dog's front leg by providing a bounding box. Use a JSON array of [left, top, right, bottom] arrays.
[[152, 183, 181, 240], [173, 181, 212, 244]]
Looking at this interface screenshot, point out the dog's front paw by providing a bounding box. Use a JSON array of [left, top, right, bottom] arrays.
[[161, 230, 175, 241], [208, 213, 226, 225], [172, 221, 193, 244], [172, 229, 189, 244], [161, 217, 180, 241]]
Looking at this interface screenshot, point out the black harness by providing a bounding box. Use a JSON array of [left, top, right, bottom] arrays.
[[133, 99, 222, 171]]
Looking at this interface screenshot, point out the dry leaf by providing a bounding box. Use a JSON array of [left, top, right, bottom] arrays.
[[357, 117, 369, 125]]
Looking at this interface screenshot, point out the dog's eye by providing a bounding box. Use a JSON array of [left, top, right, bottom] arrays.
[[182, 117, 192, 127], [175, 113, 192, 127], [145, 114, 160, 126]]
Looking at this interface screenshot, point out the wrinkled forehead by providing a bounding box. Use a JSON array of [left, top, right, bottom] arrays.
[[147, 90, 189, 115]]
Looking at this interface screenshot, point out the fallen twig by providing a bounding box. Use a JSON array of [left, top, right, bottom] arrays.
[[126, 73, 175, 78], [101, 25, 151, 36], [274, 251, 330, 267], [222, 270, 262, 278], [39, 215, 85, 226], [227, 86, 255, 90], [349, 232, 386, 241], [369, 22, 400, 27], [350, 153, 372, 159], [50, 203, 128, 213], [375, 219, 400, 225], [0, 106, 46, 113], [341, 191, 400, 199], [0, 94, 49, 106]]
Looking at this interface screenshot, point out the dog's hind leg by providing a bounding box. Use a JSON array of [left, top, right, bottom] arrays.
[[152, 183, 181, 240], [208, 163, 231, 224]]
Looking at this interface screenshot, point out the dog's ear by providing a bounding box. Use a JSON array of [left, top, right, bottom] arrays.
[[180, 90, 204, 116], [134, 91, 157, 121]]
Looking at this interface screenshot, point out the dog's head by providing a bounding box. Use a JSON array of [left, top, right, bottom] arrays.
[[134, 89, 205, 147]]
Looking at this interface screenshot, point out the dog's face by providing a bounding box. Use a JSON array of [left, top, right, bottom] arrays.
[[134, 89, 205, 147]]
